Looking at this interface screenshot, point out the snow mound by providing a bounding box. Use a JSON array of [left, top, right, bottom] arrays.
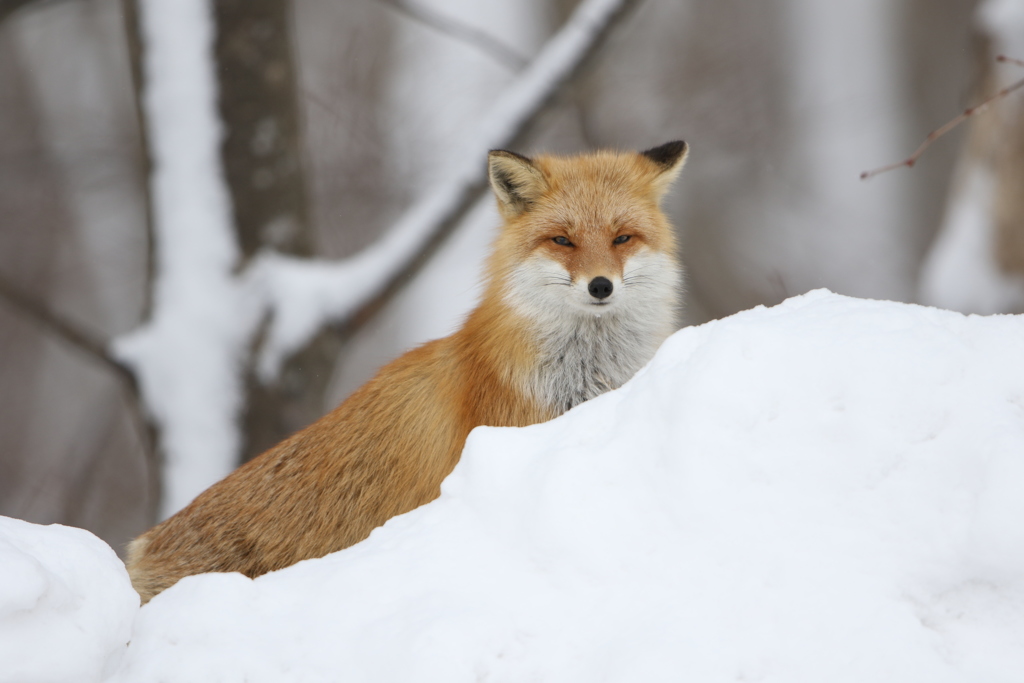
[[103, 290, 1024, 682], [6, 291, 1024, 682], [0, 517, 137, 683]]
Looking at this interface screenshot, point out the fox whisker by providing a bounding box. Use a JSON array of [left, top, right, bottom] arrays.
[[623, 274, 654, 287]]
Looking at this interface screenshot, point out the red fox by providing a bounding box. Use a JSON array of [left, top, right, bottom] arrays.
[[126, 141, 688, 602]]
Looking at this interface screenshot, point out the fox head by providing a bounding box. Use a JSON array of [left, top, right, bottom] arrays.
[[486, 142, 687, 328]]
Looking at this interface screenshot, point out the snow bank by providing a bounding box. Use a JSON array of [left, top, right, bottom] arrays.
[[8, 291, 1024, 681], [0, 517, 137, 683]]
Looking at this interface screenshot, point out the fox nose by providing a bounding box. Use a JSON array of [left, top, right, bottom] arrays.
[[588, 276, 613, 299]]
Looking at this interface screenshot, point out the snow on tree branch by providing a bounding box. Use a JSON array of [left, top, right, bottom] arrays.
[[251, 0, 641, 381], [111, 0, 639, 518], [375, 0, 529, 70]]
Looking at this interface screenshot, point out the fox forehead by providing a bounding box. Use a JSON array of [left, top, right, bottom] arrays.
[[512, 154, 671, 242], [529, 152, 662, 230]]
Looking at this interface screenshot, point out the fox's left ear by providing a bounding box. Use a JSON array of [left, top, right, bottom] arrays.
[[488, 150, 548, 218], [641, 140, 688, 201]]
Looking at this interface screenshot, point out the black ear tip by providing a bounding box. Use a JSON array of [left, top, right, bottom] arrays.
[[641, 140, 688, 168], [489, 149, 533, 164]]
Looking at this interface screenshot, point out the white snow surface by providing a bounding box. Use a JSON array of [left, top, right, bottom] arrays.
[[0, 517, 137, 683], [8, 291, 1024, 681]]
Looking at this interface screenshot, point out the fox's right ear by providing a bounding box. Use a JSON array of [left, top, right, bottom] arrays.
[[641, 140, 688, 201], [488, 150, 548, 218]]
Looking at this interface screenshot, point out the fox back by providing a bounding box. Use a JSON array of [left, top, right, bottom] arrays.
[[126, 142, 689, 602]]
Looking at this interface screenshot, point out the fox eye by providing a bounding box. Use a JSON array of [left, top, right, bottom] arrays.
[[613, 235, 632, 245], [552, 236, 573, 247]]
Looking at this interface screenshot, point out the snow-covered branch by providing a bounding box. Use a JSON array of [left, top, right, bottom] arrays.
[[251, 0, 641, 380], [112, 0, 639, 518], [112, 0, 255, 519], [375, 0, 529, 70]]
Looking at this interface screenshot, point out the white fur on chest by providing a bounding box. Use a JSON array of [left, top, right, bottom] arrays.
[[534, 314, 662, 412]]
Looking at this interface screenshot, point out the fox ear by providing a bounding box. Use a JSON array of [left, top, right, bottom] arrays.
[[488, 150, 548, 217], [641, 140, 688, 200]]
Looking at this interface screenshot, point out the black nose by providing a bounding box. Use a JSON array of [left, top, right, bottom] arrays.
[[588, 276, 613, 299]]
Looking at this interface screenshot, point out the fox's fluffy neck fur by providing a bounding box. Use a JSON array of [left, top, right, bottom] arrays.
[[456, 289, 677, 419], [503, 254, 680, 413], [532, 302, 673, 413]]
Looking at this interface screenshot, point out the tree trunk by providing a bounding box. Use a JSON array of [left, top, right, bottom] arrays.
[[212, 0, 341, 460]]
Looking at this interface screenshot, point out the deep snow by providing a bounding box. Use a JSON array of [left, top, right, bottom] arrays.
[[5, 291, 1024, 682]]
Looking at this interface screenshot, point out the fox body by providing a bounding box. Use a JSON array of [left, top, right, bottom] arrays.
[[127, 142, 688, 603]]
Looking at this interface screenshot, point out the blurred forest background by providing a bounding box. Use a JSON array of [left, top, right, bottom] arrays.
[[2, 0, 1023, 556]]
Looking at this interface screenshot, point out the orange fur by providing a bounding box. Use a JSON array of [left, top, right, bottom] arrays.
[[126, 143, 688, 603]]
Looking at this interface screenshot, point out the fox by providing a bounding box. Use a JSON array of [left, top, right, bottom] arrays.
[[126, 141, 689, 603]]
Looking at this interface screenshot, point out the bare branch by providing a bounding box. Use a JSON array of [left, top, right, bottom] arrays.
[[0, 270, 125, 377], [0, 0, 38, 23], [861, 55, 1024, 180], [120, 0, 157, 321], [0, 269, 162, 524], [374, 0, 529, 70], [255, 0, 643, 377], [121, 372, 162, 526], [0, 0, 78, 24]]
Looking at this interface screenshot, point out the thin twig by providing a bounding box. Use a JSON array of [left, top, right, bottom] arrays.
[[861, 55, 1024, 180], [373, 0, 529, 70]]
